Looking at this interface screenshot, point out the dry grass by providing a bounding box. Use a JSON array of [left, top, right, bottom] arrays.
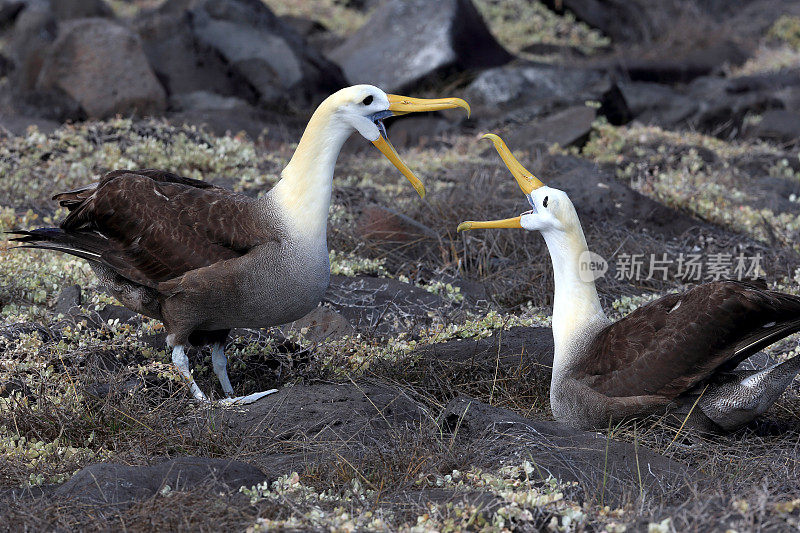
[[2, 91, 800, 529]]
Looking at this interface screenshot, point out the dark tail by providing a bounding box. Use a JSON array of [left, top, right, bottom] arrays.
[[7, 228, 107, 263]]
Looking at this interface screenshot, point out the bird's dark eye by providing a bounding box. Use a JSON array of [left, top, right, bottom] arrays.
[[543, 196, 549, 208], [362, 95, 373, 106]]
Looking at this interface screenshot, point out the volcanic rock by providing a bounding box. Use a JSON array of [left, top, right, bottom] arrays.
[[442, 397, 700, 504], [55, 458, 266, 504], [747, 109, 800, 144], [505, 105, 596, 149], [216, 382, 429, 444], [330, 0, 511, 93], [465, 63, 608, 110], [136, 0, 346, 109], [280, 304, 355, 343], [35, 18, 166, 119]]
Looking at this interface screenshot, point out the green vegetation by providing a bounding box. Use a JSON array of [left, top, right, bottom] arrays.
[[3, 5, 800, 524], [768, 15, 800, 50], [0, 119, 283, 211], [474, 0, 610, 57], [581, 119, 800, 251]]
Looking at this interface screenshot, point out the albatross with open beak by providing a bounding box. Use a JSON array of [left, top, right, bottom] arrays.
[[458, 134, 800, 432], [10, 85, 469, 405]]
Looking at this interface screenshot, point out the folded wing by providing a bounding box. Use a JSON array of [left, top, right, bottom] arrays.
[[578, 280, 800, 400], [12, 169, 278, 288]]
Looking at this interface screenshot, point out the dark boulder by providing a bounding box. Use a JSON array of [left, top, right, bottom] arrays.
[[53, 284, 81, 316], [545, 155, 704, 240], [0, 114, 59, 135], [746, 109, 800, 144], [279, 304, 355, 343], [539, 0, 655, 43], [55, 457, 267, 504], [598, 82, 633, 125], [324, 275, 450, 337], [330, 0, 511, 93], [465, 62, 608, 111], [621, 71, 800, 139], [442, 397, 700, 504], [135, 0, 347, 109], [385, 115, 454, 149], [505, 105, 596, 149], [134, 4, 247, 102], [5, 1, 57, 93], [190, 0, 346, 106], [686, 75, 783, 139], [1, 0, 111, 27], [335, 0, 382, 11], [3, 0, 114, 96], [277, 14, 326, 39], [355, 203, 440, 258], [619, 82, 698, 127], [614, 39, 747, 84], [47, 0, 112, 20], [0, 0, 27, 26], [0, 50, 12, 77], [215, 382, 428, 444], [34, 18, 166, 119], [540, 0, 773, 45]]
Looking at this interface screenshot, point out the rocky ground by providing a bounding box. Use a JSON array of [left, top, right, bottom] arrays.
[[3, 0, 800, 531]]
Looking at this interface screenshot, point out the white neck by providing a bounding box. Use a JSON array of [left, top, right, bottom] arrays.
[[269, 102, 353, 243], [541, 224, 607, 373]]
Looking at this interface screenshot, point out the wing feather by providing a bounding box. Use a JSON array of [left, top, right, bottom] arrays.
[[55, 170, 279, 287], [578, 281, 800, 400]]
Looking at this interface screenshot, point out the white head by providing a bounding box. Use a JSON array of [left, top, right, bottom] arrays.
[[314, 85, 471, 198], [458, 134, 606, 365], [457, 134, 580, 236]]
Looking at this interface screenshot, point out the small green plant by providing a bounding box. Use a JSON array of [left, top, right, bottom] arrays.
[[769, 15, 800, 50]]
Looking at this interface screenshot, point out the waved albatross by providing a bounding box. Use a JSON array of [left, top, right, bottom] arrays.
[[458, 134, 800, 432], [10, 85, 469, 405]]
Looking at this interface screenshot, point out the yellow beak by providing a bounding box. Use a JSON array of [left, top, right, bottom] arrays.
[[387, 94, 471, 117], [371, 95, 471, 199], [457, 135, 545, 232], [457, 216, 522, 232], [482, 134, 544, 194]]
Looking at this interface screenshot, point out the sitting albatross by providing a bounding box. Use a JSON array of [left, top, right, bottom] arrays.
[[458, 134, 800, 432], [10, 85, 469, 405]]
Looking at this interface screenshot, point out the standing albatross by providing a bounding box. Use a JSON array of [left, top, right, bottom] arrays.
[[10, 85, 469, 405], [458, 134, 800, 432]]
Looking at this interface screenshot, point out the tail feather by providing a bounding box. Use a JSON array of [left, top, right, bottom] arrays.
[[7, 227, 108, 264], [12, 243, 103, 262], [52, 182, 98, 208]]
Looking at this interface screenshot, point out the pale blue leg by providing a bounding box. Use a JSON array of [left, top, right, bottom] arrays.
[[218, 389, 278, 406], [171, 345, 208, 401], [211, 343, 235, 398], [210, 343, 277, 406]]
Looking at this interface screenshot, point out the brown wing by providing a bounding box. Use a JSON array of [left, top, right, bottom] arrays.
[[577, 280, 800, 400], [53, 169, 278, 287]]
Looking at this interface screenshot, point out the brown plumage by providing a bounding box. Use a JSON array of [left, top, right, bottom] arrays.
[[563, 280, 800, 431], [580, 280, 800, 400], [10, 85, 472, 404], [11, 168, 287, 369], [458, 134, 800, 432], [39, 169, 273, 289]]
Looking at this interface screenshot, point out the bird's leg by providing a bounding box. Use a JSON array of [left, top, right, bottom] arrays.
[[171, 345, 208, 401], [211, 342, 235, 398], [218, 389, 279, 406]]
